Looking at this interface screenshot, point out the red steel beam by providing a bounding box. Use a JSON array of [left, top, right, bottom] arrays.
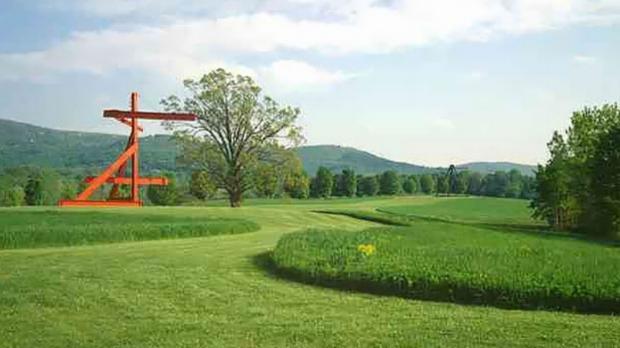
[[85, 176, 169, 185], [116, 117, 144, 132], [130, 93, 139, 203], [104, 110, 197, 121], [59, 200, 143, 207], [75, 143, 137, 200]]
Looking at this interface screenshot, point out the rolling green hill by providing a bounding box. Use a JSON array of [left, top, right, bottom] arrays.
[[461, 161, 536, 176], [295, 145, 536, 176], [0, 119, 178, 173], [0, 119, 536, 176], [294, 145, 433, 175]]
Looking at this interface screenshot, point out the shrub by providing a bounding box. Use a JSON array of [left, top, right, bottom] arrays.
[[147, 173, 179, 206], [1, 186, 25, 206]]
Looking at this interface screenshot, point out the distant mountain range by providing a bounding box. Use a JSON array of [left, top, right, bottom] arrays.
[[0, 119, 537, 176], [296, 145, 536, 176]]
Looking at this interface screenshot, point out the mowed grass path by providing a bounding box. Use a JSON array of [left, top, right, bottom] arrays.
[[1, 197, 620, 347]]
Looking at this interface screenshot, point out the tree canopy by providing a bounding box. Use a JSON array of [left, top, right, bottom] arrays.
[[532, 104, 620, 237], [162, 68, 303, 207]]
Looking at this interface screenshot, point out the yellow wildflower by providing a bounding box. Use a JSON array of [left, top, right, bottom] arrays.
[[357, 243, 376, 256]]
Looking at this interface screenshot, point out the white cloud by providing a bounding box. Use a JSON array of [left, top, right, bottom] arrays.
[[3, 0, 620, 83], [41, 0, 379, 19], [573, 55, 597, 63], [468, 71, 487, 80], [431, 117, 456, 130], [260, 60, 353, 89]]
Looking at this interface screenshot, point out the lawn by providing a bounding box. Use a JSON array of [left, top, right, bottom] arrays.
[[1, 197, 620, 347], [381, 196, 542, 226]]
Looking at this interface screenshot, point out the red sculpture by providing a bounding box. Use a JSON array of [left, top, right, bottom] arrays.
[[59, 92, 196, 207]]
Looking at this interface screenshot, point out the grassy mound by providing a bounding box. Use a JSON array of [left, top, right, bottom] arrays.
[[0, 210, 259, 249], [272, 219, 620, 314]]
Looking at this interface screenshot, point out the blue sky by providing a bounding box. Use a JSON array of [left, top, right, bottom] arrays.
[[1, 0, 619, 166]]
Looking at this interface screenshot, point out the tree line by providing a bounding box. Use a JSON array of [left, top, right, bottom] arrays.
[[531, 104, 620, 238], [0, 162, 535, 207], [307, 167, 534, 199]]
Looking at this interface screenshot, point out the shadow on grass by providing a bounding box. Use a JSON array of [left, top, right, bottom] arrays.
[[252, 251, 620, 316], [312, 210, 411, 227]]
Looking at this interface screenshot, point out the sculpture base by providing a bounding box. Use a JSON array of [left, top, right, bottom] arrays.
[[58, 200, 143, 207]]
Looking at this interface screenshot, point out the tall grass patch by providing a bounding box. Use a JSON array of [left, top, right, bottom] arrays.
[[272, 221, 620, 313], [0, 210, 259, 249]]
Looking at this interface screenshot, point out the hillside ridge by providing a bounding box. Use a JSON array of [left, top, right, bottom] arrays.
[[0, 119, 536, 175]]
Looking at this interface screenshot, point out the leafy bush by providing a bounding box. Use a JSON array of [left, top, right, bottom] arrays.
[[0, 186, 25, 206], [0, 210, 259, 249], [147, 173, 179, 206], [272, 216, 620, 314]]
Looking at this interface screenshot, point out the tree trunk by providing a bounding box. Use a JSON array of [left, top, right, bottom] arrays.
[[229, 188, 242, 208]]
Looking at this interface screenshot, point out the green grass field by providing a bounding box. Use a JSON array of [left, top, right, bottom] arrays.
[[0, 210, 258, 249], [1, 197, 620, 347], [381, 196, 543, 226]]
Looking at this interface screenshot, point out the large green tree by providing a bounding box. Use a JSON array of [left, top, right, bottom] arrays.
[[419, 174, 435, 195], [455, 171, 469, 194], [310, 167, 333, 198], [358, 176, 379, 196], [436, 175, 449, 196], [253, 163, 279, 198], [337, 169, 357, 197], [466, 172, 483, 195], [402, 175, 418, 194], [379, 171, 400, 195], [284, 172, 310, 199], [532, 104, 620, 234], [163, 68, 303, 207], [190, 170, 217, 201], [585, 125, 620, 237], [531, 132, 577, 230]]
